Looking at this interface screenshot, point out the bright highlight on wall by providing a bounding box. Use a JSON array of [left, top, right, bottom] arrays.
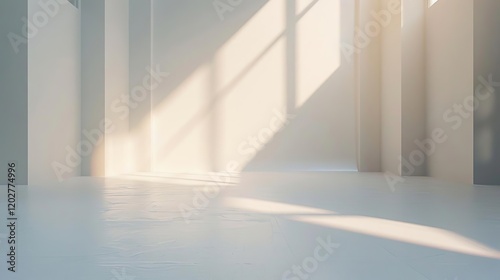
[[295, 0, 340, 108], [428, 0, 440, 7], [149, 0, 358, 174]]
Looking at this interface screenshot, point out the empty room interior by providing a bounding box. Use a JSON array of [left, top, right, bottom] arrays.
[[1, 0, 500, 279]]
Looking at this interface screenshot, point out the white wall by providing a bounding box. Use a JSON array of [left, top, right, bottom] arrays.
[[0, 0, 28, 185], [128, 0, 152, 173], [69, 0, 499, 186], [426, 0, 474, 184], [473, 0, 500, 185], [151, 0, 358, 173], [28, 0, 81, 184], [358, 0, 426, 176], [356, 0, 381, 172], [17, 0, 486, 184], [401, 0, 426, 176], [381, 0, 402, 175], [104, 0, 130, 176], [84, 0, 155, 177]]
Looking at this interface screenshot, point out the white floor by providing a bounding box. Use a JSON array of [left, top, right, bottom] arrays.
[[1, 172, 500, 280]]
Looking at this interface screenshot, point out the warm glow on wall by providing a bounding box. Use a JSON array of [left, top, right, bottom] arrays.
[[148, 0, 357, 174], [152, 63, 214, 172], [296, 0, 340, 108], [428, 0, 439, 7]]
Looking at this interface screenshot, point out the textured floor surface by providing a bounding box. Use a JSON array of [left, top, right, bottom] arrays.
[[1, 172, 500, 280]]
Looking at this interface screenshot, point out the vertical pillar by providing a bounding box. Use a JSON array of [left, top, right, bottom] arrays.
[[81, 0, 105, 176], [401, 0, 426, 176], [356, 0, 382, 172], [0, 0, 29, 185], [128, 0, 152, 173]]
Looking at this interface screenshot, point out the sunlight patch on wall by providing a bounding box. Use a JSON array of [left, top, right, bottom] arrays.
[[215, 0, 287, 165], [150, 0, 357, 173], [217, 0, 286, 91], [296, 0, 318, 15], [152, 64, 213, 172], [218, 43, 287, 165], [428, 0, 440, 7], [296, 0, 341, 108]]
